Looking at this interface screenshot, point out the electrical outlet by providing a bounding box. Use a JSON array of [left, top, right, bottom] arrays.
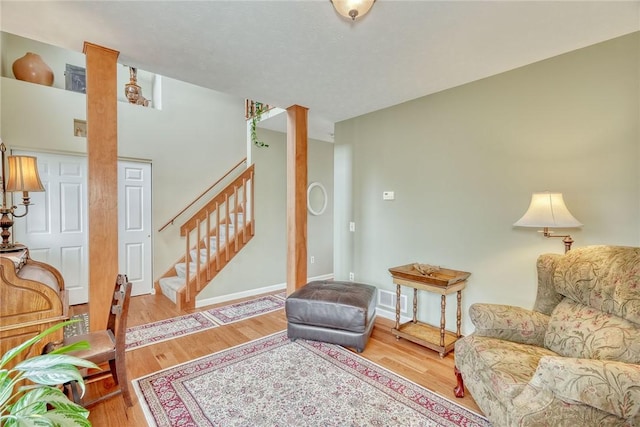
[[310, 256, 315, 264], [349, 272, 355, 281], [349, 221, 355, 232]]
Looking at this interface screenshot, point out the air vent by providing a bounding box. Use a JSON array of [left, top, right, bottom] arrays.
[[378, 289, 407, 314]]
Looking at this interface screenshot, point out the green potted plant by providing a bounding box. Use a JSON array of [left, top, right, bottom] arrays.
[[250, 102, 269, 148], [0, 321, 98, 426]]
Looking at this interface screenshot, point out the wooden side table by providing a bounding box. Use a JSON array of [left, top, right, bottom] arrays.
[[388, 264, 470, 357]]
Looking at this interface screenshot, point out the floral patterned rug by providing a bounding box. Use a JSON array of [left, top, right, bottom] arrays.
[[125, 312, 218, 351], [125, 293, 286, 351], [133, 331, 490, 427], [204, 293, 285, 324]]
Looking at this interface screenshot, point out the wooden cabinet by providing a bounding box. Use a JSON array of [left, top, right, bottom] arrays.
[[0, 250, 68, 366], [388, 264, 470, 357]]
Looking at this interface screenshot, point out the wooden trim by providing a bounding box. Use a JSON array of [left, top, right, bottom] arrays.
[[83, 42, 119, 332], [286, 105, 308, 296]]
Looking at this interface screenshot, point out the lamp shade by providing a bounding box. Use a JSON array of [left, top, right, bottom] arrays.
[[6, 155, 45, 192], [514, 192, 582, 228], [331, 0, 375, 20]]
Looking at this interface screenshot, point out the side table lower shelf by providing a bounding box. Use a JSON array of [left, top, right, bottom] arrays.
[[392, 321, 459, 357]]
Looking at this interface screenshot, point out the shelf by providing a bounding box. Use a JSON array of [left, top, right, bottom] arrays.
[[392, 321, 459, 357]]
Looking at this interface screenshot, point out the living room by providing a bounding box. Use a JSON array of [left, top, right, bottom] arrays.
[[1, 1, 639, 426]]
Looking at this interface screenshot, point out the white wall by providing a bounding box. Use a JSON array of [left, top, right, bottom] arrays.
[[335, 32, 640, 334]]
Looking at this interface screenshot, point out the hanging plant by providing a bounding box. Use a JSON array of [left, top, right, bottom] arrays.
[[251, 102, 269, 148]]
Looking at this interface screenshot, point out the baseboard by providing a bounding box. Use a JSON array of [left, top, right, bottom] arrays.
[[375, 307, 412, 324], [195, 273, 334, 308]]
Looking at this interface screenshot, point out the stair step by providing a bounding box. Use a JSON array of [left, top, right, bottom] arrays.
[[215, 225, 235, 240], [189, 247, 220, 263], [229, 213, 244, 225], [175, 262, 198, 279], [158, 276, 185, 304], [206, 236, 224, 249]]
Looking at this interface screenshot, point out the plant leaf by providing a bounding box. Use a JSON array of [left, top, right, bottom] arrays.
[[0, 321, 79, 369], [42, 409, 92, 427], [19, 365, 85, 389], [10, 387, 89, 421], [0, 369, 14, 409], [15, 354, 98, 372], [46, 341, 90, 355]]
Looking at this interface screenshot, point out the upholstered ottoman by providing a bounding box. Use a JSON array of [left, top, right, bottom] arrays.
[[285, 280, 377, 353]]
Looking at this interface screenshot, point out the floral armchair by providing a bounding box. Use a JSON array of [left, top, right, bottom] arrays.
[[454, 245, 640, 427]]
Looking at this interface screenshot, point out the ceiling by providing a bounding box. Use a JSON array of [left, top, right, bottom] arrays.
[[1, 1, 639, 142]]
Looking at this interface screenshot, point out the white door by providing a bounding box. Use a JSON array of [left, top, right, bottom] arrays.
[[118, 161, 153, 296], [12, 151, 153, 303], [12, 151, 89, 304]]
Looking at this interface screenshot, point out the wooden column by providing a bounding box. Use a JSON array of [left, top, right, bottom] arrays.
[[286, 105, 308, 295], [83, 42, 119, 331]]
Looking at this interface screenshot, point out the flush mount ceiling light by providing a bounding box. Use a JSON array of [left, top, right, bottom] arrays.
[[331, 0, 376, 21]]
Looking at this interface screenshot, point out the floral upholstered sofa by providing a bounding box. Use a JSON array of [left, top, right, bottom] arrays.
[[454, 245, 640, 426]]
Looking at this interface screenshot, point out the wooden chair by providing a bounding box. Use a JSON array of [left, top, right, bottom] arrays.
[[63, 274, 133, 407]]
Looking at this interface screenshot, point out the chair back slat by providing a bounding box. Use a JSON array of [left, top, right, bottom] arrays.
[[106, 274, 132, 339]]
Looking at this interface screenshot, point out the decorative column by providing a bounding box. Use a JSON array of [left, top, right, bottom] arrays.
[[83, 42, 119, 331], [286, 105, 308, 295]]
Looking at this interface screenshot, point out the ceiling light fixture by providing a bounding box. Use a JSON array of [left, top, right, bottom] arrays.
[[331, 0, 375, 21]]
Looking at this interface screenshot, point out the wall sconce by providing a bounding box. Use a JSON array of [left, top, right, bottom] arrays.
[[514, 192, 582, 253], [331, 0, 375, 21], [0, 141, 45, 252]]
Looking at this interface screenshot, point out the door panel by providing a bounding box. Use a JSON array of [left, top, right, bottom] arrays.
[[118, 161, 152, 296]]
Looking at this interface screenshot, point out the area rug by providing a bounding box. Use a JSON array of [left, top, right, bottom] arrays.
[[203, 293, 285, 325], [133, 331, 490, 427], [125, 292, 286, 351], [125, 312, 218, 351]]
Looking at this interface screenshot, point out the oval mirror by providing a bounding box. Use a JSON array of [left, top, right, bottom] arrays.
[[307, 182, 328, 216]]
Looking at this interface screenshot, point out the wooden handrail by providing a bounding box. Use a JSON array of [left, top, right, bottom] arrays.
[[180, 165, 255, 235], [158, 157, 247, 232]]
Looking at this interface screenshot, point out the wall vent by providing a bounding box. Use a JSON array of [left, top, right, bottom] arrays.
[[378, 289, 407, 314]]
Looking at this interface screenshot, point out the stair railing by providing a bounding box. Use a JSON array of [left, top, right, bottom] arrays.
[[158, 157, 248, 232], [178, 164, 255, 305]]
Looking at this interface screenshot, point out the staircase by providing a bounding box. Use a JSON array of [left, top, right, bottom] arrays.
[[155, 164, 255, 310]]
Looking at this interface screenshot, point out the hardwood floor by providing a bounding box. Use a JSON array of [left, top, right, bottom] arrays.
[[73, 292, 482, 425]]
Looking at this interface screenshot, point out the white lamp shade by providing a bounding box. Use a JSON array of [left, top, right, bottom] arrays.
[[6, 155, 45, 192], [514, 192, 582, 228], [331, 0, 375, 20]]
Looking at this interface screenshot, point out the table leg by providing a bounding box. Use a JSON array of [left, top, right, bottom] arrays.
[[456, 290, 462, 338], [412, 288, 418, 323], [440, 294, 446, 349], [394, 284, 401, 334]]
